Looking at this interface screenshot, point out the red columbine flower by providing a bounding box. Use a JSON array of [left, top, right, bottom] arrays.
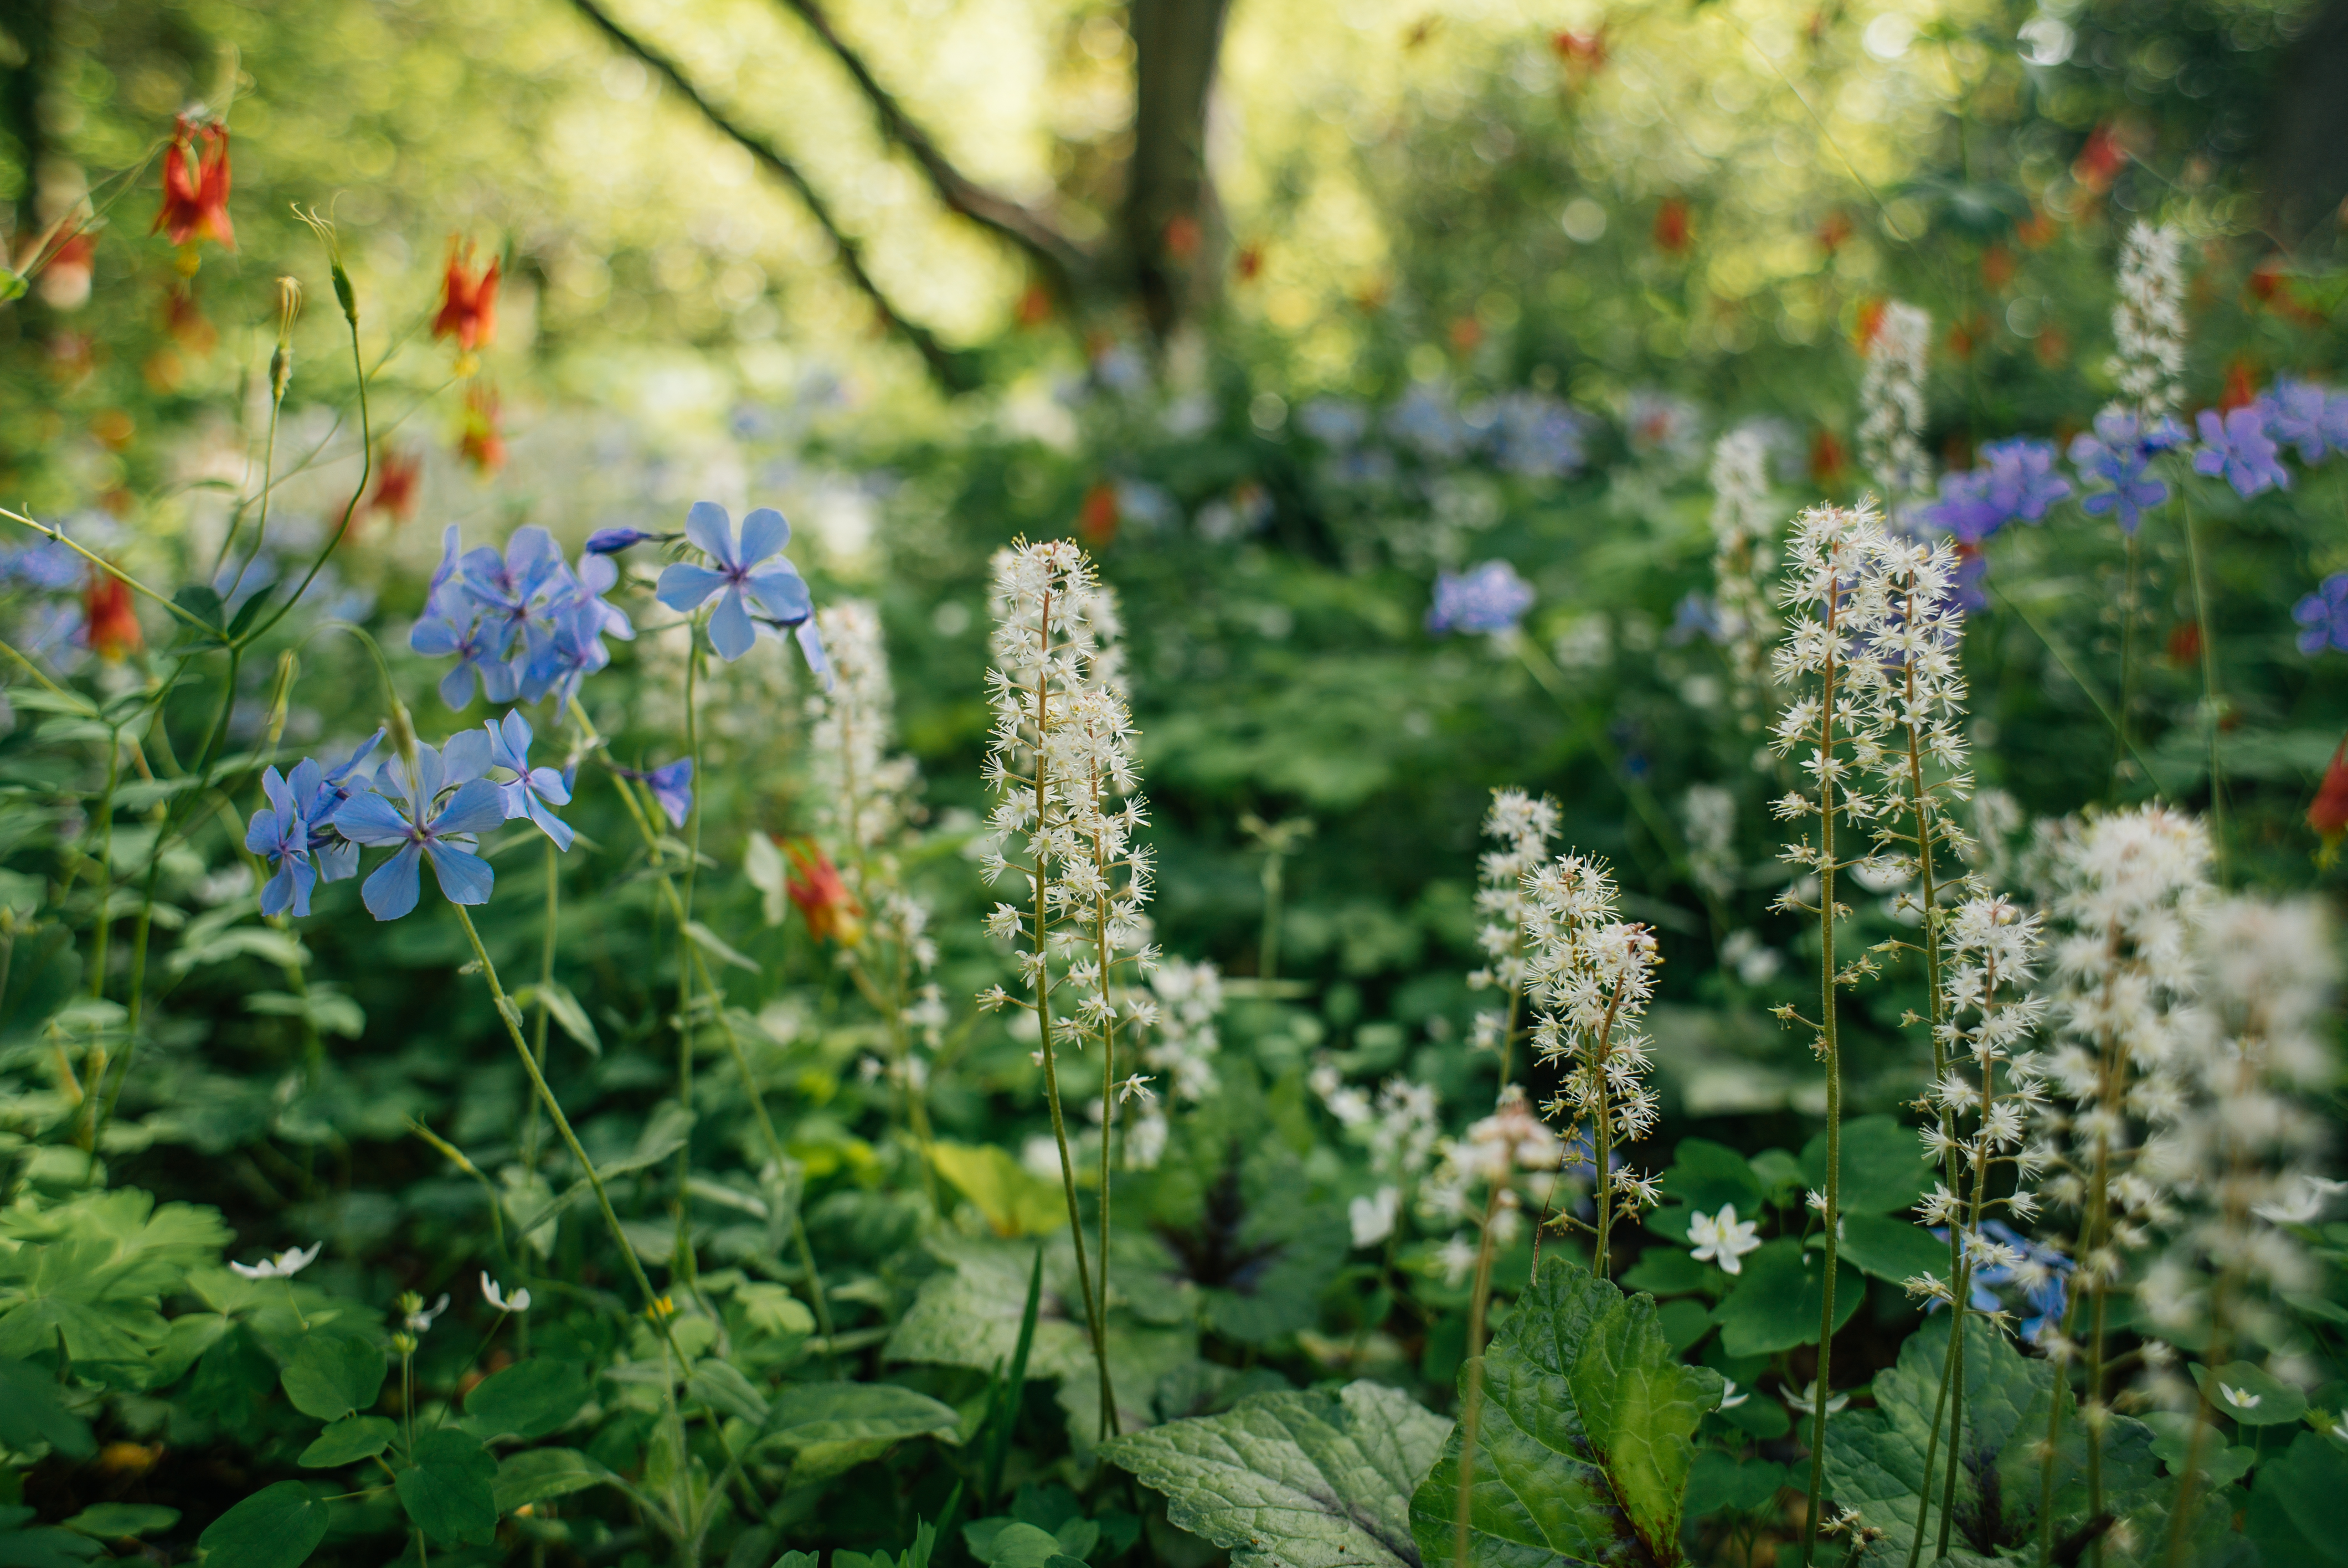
[[153, 118, 234, 251], [1653, 198, 1691, 254], [2311, 739, 2348, 863], [1551, 28, 1605, 69], [84, 571, 141, 661], [433, 239, 500, 357], [365, 445, 423, 525], [459, 384, 506, 476], [784, 839, 862, 945], [1078, 481, 1119, 547], [2073, 123, 2126, 195]]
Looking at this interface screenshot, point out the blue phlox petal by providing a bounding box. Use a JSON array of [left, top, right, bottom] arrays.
[[737, 507, 790, 565], [425, 840, 497, 906], [315, 837, 360, 883], [334, 790, 413, 846], [361, 842, 425, 920], [432, 777, 510, 837], [524, 793, 576, 852], [261, 766, 298, 823], [707, 584, 757, 661], [245, 806, 286, 857], [328, 730, 385, 785], [410, 615, 464, 657], [438, 660, 480, 711], [743, 563, 813, 623], [442, 727, 493, 787], [656, 562, 728, 612], [794, 618, 833, 691], [528, 765, 571, 806], [684, 501, 737, 568], [496, 710, 534, 770], [480, 654, 522, 706]]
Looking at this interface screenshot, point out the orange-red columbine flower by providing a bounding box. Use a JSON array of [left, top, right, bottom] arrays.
[[433, 239, 500, 356], [784, 839, 863, 945], [365, 445, 423, 525], [84, 571, 141, 661], [153, 119, 233, 251], [1078, 481, 1119, 548], [459, 384, 506, 476], [2311, 739, 2348, 863], [1653, 198, 1691, 255]]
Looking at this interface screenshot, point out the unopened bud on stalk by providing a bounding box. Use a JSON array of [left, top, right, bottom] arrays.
[[270, 276, 302, 401], [386, 695, 418, 771], [290, 205, 357, 325], [264, 650, 298, 750]]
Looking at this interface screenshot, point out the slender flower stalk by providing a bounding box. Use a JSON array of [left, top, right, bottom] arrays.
[[975, 540, 1151, 1440]]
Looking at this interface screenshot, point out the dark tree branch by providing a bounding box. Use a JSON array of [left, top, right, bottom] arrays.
[[563, 0, 975, 390], [769, 0, 1090, 294]]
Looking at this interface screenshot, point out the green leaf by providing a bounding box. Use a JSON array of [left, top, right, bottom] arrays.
[[463, 1359, 589, 1440], [600, 1101, 695, 1175], [1619, 1247, 1708, 1297], [1682, 1452, 1786, 1519], [928, 1142, 1067, 1238], [687, 1358, 770, 1423], [1409, 1258, 1722, 1566], [2191, 1360, 2309, 1426], [394, 1427, 499, 1546], [1709, 1238, 1862, 1357], [280, 1330, 385, 1422], [763, 1381, 962, 1480], [490, 1448, 619, 1513], [1658, 1138, 1766, 1214], [0, 1527, 106, 1568], [968, 1522, 1063, 1568], [1835, 1213, 1949, 1285], [1105, 1380, 1449, 1568], [685, 920, 759, 973], [2248, 1430, 2348, 1566], [514, 980, 600, 1055], [171, 586, 227, 638], [196, 1482, 329, 1568], [226, 585, 277, 641], [0, 1356, 94, 1456], [1799, 1116, 1930, 1216], [0, 925, 81, 1045], [770, 1556, 820, 1568], [298, 1415, 396, 1467], [61, 1505, 179, 1539]]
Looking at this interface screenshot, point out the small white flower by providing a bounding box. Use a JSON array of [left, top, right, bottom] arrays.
[[1116, 1073, 1157, 1106], [404, 1293, 451, 1333], [1433, 1234, 1479, 1286], [2330, 1414, 2348, 1442], [481, 1272, 532, 1313], [1350, 1186, 1400, 1249], [2251, 1174, 2347, 1226], [1784, 1380, 1849, 1417], [1687, 1205, 1764, 1275], [1805, 1189, 1827, 1213], [1718, 1378, 1749, 1410], [229, 1241, 322, 1280], [2219, 1383, 2261, 1412]]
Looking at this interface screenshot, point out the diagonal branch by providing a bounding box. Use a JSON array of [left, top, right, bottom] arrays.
[[769, 0, 1090, 293], [563, 0, 974, 390]]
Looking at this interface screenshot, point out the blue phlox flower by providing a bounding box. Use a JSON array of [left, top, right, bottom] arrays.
[[1385, 384, 1470, 461], [791, 618, 832, 692], [1919, 470, 2000, 543], [2193, 406, 2291, 498], [244, 766, 316, 918], [2068, 410, 2171, 535], [335, 742, 507, 920], [485, 711, 575, 850], [2294, 572, 2348, 656], [2258, 377, 2336, 465], [616, 758, 694, 829], [585, 527, 673, 555], [411, 608, 519, 709], [1979, 438, 2072, 525], [655, 502, 814, 662], [2, 537, 84, 591], [1426, 560, 1535, 635], [424, 524, 468, 620], [1482, 391, 1587, 478]]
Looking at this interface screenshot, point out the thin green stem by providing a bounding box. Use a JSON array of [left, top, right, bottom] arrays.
[[1801, 584, 1845, 1568], [673, 633, 702, 1288], [2179, 491, 2226, 883], [522, 838, 558, 1173], [1453, 1179, 1506, 1568]]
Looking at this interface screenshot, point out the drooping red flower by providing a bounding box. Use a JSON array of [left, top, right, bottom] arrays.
[[1853, 297, 1886, 351], [1078, 480, 1119, 547], [2072, 123, 2127, 195], [1551, 28, 1605, 68], [152, 120, 234, 251], [84, 571, 141, 661], [459, 384, 506, 476], [2310, 738, 2348, 860], [1808, 427, 1846, 488], [1815, 210, 1853, 254], [365, 445, 423, 525], [784, 838, 863, 945], [1652, 198, 1691, 255], [432, 239, 500, 355], [1162, 213, 1202, 263], [2218, 358, 2259, 413]]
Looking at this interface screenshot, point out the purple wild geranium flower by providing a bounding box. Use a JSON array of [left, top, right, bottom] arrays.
[[334, 742, 508, 920], [2193, 405, 2291, 498], [244, 767, 316, 917], [2256, 377, 2341, 466], [615, 759, 694, 829], [1923, 437, 2074, 544], [2068, 410, 2180, 535], [1426, 560, 1535, 635], [2294, 572, 2348, 656], [484, 710, 574, 850], [655, 503, 815, 663]]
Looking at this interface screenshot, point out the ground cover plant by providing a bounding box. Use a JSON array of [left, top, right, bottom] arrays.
[[1, 4, 2346, 1568]]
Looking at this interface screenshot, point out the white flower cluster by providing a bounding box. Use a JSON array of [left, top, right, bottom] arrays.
[[1121, 957, 1226, 1169], [1467, 788, 1558, 1058], [2034, 806, 2212, 1292], [2136, 895, 2338, 1350], [1422, 1085, 1560, 1280], [2107, 221, 2187, 420], [1856, 534, 1975, 893], [809, 601, 939, 970], [1521, 853, 1664, 1219], [1906, 895, 2053, 1307], [1683, 783, 1736, 901], [1313, 1067, 1444, 1247], [1706, 428, 1780, 723], [1858, 302, 1932, 507], [975, 540, 1156, 1060]]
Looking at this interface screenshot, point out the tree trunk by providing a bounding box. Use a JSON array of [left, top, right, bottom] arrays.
[[1122, 0, 1232, 337]]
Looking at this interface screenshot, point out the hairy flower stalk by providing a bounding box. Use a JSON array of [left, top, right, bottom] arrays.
[[1707, 429, 1780, 728], [976, 539, 1152, 1438], [1859, 303, 1932, 512], [1522, 852, 1662, 1270], [1468, 788, 1559, 1089], [1768, 499, 1897, 1565], [2031, 805, 2210, 1565], [2146, 896, 2335, 1564]]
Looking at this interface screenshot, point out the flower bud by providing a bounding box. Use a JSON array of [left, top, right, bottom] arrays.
[[264, 650, 298, 750]]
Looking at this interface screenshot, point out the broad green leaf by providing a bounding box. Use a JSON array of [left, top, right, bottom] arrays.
[[1619, 1248, 1708, 1297], [1799, 1116, 1930, 1216], [490, 1448, 617, 1513], [928, 1141, 1067, 1238], [1682, 1452, 1786, 1519], [967, 1522, 1063, 1568], [196, 1482, 329, 1568], [1657, 1138, 1765, 1214], [297, 1415, 396, 1467], [763, 1381, 962, 1480], [1709, 1238, 1862, 1357], [61, 1505, 178, 1538], [0, 1526, 106, 1568], [770, 1555, 818, 1568], [280, 1330, 385, 1422], [394, 1427, 499, 1546], [1105, 1380, 1449, 1568], [0, 1356, 94, 1456], [599, 1102, 695, 1175], [0, 924, 80, 1044], [1834, 1213, 1949, 1285], [685, 919, 759, 972], [2191, 1360, 2308, 1426], [1409, 1258, 1721, 1567], [463, 1359, 589, 1440], [687, 1358, 770, 1423], [2248, 1430, 2348, 1566]]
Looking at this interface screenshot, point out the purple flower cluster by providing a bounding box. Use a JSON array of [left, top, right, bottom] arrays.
[[1427, 560, 1535, 635], [410, 525, 634, 714], [1360, 384, 1589, 479], [2068, 410, 2186, 535], [1919, 438, 2072, 543], [2294, 573, 2348, 656]]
